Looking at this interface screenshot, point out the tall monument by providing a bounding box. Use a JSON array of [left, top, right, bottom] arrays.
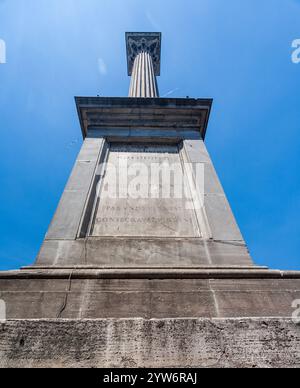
[[0, 33, 300, 368]]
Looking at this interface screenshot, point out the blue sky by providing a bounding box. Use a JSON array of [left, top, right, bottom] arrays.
[[0, 0, 299, 271]]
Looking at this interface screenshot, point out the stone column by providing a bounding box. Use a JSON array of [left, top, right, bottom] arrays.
[[126, 32, 161, 98], [129, 51, 159, 98]]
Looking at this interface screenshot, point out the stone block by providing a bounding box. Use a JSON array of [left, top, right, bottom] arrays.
[[0, 319, 300, 368], [204, 194, 244, 241]]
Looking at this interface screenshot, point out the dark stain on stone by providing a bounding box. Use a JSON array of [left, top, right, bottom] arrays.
[[157, 322, 165, 329]]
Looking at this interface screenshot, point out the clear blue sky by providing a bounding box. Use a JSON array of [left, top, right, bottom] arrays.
[[0, 0, 299, 271]]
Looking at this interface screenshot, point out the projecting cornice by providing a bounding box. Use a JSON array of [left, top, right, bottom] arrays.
[[75, 97, 213, 141]]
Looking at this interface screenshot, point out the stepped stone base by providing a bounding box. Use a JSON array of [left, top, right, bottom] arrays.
[[0, 268, 300, 319], [1, 268, 300, 367], [0, 319, 300, 368]]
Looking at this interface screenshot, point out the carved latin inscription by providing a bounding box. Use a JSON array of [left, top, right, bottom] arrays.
[[90, 144, 200, 238]]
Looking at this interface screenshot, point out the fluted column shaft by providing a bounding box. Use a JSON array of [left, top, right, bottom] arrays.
[[129, 51, 159, 98]]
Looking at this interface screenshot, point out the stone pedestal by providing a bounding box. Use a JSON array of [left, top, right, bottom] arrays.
[[36, 97, 253, 268]]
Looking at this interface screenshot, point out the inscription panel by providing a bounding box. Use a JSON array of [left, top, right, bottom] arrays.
[[91, 144, 200, 238]]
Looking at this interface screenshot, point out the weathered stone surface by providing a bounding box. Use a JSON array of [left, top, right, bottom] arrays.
[[1, 272, 300, 319], [45, 138, 104, 241], [36, 239, 252, 267], [0, 319, 299, 368], [91, 143, 200, 238], [183, 139, 212, 164], [204, 195, 243, 241]]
